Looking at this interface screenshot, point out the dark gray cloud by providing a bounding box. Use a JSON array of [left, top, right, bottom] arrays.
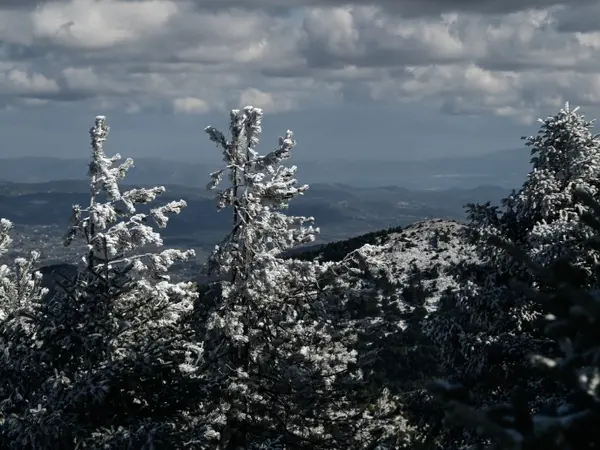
[[184, 0, 593, 16], [0, 0, 48, 8], [552, 3, 600, 32], [299, 31, 464, 70], [0, 42, 48, 61], [16, 90, 94, 102], [1, 0, 600, 123], [4, 0, 591, 16]]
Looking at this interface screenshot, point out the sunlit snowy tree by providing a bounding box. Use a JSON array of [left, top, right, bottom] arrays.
[[203, 106, 317, 280], [427, 103, 600, 447], [0, 116, 204, 449], [0, 218, 48, 322], [0, 219, 49, 441], [507, 103, 600, 277], [432, 188, 600, 450], [197, 107, 405, 449]]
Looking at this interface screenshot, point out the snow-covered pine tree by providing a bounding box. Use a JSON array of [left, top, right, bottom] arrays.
[[0, 219, 49, 438], [431, 187, 600, 450], [0, 218, 48, 322], [203, 106, 317, 280], [198, 107, 403, 449], [0, 116, 204, 449], [427, 103, 600, 447], [507, 103, 600, 278]]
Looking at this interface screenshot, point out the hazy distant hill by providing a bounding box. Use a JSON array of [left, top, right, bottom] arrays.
[[299, 148, 531, 189], [0, 179, 510, 233], [286, 218, 475, 323], [0, 148, 530, 190], [0, 157, 216, 187], [0, 179, 510, 267]]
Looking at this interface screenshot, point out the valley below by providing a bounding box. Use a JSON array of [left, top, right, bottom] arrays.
[[0, 179, 510, 277]]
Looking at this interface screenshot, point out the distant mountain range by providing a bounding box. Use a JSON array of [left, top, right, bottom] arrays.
[[298, 148, 531, 189], [0, 179, 512, 267], [0, 148, 531, 190], [0, 148, 531, 267]]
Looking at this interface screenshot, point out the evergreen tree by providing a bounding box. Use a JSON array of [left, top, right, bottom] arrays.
[[0, 218, 49, 442], [431, 187, 600, 450], [465, 103, 600, 280], [0, 116, 203, 448], [203, 105, 317, 280], [507, 103, 600, 277], [426, 103, 600, 446], [196, 107, 404, 449], [0, 218, 48, 323]]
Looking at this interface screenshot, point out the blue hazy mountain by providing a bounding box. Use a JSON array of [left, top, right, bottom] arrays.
[[0, 148, 530, 190]]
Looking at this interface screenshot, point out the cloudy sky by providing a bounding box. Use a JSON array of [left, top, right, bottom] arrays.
[[1, 0, 600, 162]]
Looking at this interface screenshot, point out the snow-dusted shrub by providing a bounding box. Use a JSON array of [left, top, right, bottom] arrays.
[[0, 116, 203, 449]]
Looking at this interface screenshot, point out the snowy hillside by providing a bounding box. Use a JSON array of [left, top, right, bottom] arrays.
[[307, 219, 477, 325], [350, 219, 476, 314]]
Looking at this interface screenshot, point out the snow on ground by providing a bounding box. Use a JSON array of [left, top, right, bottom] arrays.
[[346, 219, 476, 315]]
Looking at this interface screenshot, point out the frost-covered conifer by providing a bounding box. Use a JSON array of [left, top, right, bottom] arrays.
[[432, 188, 600, 450], [507, 103, 600, 276], [461, 103, 600, 285], [427, 103, 600, 447], [0, 218, 48, 322], [0, 116, 203, 449], [198, 107, 403, 449], [0, 219, 49, 437], [204, 106, 317, 280]]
